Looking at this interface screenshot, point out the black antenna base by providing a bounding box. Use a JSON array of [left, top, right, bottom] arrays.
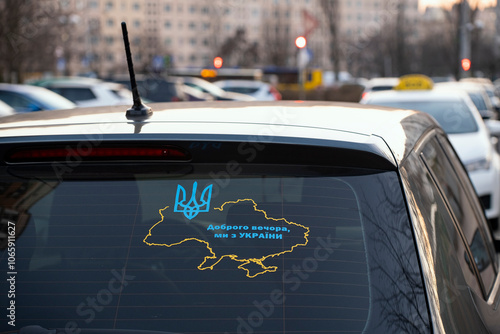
[[126, 104, 153, 120]]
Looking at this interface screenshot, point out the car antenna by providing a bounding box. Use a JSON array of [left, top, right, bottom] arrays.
[[121, 21, 152, 120]]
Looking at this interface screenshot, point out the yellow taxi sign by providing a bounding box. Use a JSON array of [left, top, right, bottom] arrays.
[[201, 69, 217, 78], [394, 74, 434, 90]]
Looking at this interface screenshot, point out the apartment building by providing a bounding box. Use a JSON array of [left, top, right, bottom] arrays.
[[58, 0, 420, 76]]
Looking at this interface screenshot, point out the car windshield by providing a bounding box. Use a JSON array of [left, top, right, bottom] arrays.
[[368, 100, 478, 134], [0, 164, 428, 333]]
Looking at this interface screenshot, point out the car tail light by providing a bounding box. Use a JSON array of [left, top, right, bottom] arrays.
[[270, 87, 282, 100], [7, 146, 191, 163]]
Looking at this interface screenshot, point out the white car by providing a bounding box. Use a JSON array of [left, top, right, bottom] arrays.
[[0, 83, 76, 113], [361, 75, 500, 230], [2, 99, 500, 333], [213, 79, 282, 101], [360, 77, 400, 100], [437, 81, 498, 120], [30, 77, 134, 107]]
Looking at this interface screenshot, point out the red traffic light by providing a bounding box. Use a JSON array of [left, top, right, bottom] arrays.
[[461, 58, 471, 71], [295, 36, 307, 49], [214, 56, 223, 69]]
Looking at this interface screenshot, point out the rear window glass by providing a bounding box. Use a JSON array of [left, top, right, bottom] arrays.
[[0, 165, 428, 333]]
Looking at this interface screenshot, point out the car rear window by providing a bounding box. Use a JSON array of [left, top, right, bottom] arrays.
[[0, 164, 429, 333]]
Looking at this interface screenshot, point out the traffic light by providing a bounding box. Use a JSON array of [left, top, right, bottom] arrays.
[[295, 36, 307, 49], [213, 56, 223, 69], [461, 58, 471, 72]]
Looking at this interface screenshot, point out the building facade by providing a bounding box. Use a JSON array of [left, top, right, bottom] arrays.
[[55, 0, 439, 78]]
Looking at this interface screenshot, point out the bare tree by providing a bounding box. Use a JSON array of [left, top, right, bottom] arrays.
[[319, 0, 340, 81], [0, 0, 71, 82], [261, 5, 293, 67]]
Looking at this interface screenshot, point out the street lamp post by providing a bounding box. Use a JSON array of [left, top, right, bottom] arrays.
[[295, 36, 307, 100], [460, 0, 471, 78]]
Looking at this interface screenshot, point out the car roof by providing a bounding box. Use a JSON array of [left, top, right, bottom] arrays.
[[0, 101, 440, 167], [0, 83, 57, 93], [436, 81, 489, 93], [363, 77, 400, 87], [29, 77, 129, 90], [29, 76, 103, 85], [363, 87, 469, 102]]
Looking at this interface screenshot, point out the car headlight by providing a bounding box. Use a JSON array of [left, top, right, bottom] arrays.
[[465, 157, 491, 172]]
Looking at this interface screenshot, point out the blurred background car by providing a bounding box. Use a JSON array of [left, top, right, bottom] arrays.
[[361, 75, 500, 230], [30, 77, 134, 107], [459, 77, 500, 113], [213, 80, 282, 101], [178, 76, 256, 101], [436, 81, 498, 120], [0, 83, 76, 113], [359, 77, 400, 100]]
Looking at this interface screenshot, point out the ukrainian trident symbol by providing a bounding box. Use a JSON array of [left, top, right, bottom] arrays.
[[174, 182, 213, 220]]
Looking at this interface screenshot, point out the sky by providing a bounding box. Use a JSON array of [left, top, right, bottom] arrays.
[[419, 0, 496, 10]]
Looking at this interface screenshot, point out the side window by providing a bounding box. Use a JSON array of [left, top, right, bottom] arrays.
[[402, 153, 485, 330], [421, 135, 497, 297], [0, 91, 41, 112]]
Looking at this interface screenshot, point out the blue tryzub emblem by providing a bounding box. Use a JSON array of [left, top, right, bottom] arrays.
[[174, 182, 213, 220]]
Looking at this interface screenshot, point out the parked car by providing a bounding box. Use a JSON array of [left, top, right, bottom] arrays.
[[213, 79, 282, 101], [178, 76, 256, 101], [30, 77, 134, 107], [0, 83, 76, 113], [437, 81, 498, 120], [361, 74, 500, 230], [460, 77, 500, 113], [0, 100, 499, 333]]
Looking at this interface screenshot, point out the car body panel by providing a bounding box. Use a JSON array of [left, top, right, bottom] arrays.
[[0, 101, 428, 167], [0, 99, 15, 116]]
